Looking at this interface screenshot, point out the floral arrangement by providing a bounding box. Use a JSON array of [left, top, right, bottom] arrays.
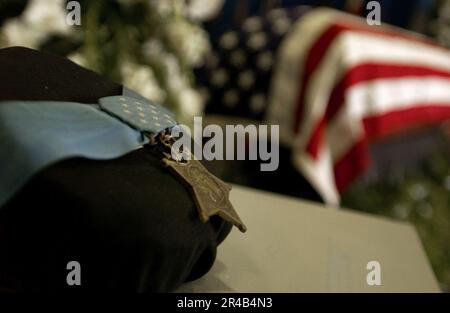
[[0, 0, 212, 124]]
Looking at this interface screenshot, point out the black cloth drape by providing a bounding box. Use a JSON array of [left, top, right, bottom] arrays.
[[0, 46, 231, 292]]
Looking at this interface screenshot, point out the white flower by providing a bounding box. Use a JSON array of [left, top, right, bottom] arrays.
[[142, 42, 189, 92], [121, 61, 165, 103], [1, 19, 42, 48], [142, 39, 165, 61], [165, 19, 210, 66], [22, 0, 70, 33], [150, 0, 185, 18], [67, 52, 88, 68], [184, 0, 224, 21], [1, 0, 72, 48], [160, 53, 205, 119], [177, 87, 204, 121]]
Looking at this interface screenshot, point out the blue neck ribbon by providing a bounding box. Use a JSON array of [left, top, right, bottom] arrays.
[[0, 88, 176, 208]]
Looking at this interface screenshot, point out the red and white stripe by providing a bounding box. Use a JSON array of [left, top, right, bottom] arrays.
[[267, 8, 450, 205]]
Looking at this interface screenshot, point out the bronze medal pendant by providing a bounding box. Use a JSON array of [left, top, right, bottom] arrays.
[[98, 96, 246, 233], [163, 158, 247, 233]]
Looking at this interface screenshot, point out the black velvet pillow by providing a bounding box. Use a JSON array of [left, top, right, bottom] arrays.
[[0, 46, 232, 292]]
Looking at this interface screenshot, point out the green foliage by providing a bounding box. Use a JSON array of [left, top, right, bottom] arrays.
[[342, 137, 450, 290], [1, 0, 209, 122]]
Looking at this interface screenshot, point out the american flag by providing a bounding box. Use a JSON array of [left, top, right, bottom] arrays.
[[197, 6, 310, 121], [268, 8, 450, 205]]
